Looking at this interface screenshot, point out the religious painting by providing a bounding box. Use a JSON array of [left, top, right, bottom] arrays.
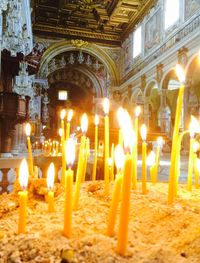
[[144, 10, 161, 54], [123, 40, 132, 74], [185, 0, 200, 19]]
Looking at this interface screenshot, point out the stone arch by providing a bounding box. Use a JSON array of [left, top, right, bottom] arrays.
[[144, 79, 159, 97], [130, 88, 143, 103], [122, 95, 130, 108], [39, 40, 120, 89]]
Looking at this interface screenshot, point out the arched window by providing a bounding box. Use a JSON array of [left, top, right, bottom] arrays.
[[164, 0, 180, 30], [133, 26, 142, 58]]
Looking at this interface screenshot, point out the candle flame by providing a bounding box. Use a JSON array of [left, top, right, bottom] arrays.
[[114, 145, 125, 171], [196, 158, 200, 173], [175, 64, 186, 84], [25, 123, 31, 137], [47, 162, 55, 190], [147, 151, 156, 167], [81, 113, 88, 133], [189, 115, 200, 137], [58, 128, 63, 137], [67, 109, 73, 122], [140, 124, 147, 141], [65, 138, 76, 167], [108, 157, 113, 167], [94, 114, 99, 126], [103, 98, 110, 115], [157, 136, 163, 146], [117, 107, 124, 128], [135, 106, 141, 117], [123, 129, 136, 152], [19, 159, 29, 190], [60, 109, 66, 120], [121, 110, 132, 131], [193, 141, 199, 153]]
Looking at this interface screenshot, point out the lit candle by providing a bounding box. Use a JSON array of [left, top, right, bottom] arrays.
[[66, 109, 73, 141], [82, 138, 90, 182], [64, 138, 75, 238], [18, 159, 29, 234], [117, 107, 124, 147], [147, 151, 156, 183], [103, 98, 110, 195], [187, 117, 198, 191], [107, 145, 124, 237], [25, 123, 34, 178], [154, 137, 163, 184], [92, 114, 99, 181], [193, 141, 199, 189], [196, 158, 200, 189], [168, 65, 185, 204], [117, 131, 133, 256], [73, 113, 88, 210], [110, 143, 115, 181], [47, 162, 55, 212], [141, 124, 147, 194], [60, 110, 66, 184]]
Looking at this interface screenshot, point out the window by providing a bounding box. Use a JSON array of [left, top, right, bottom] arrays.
[[164, 0, 180, 30], [133, 26, 142, 58], [58, 90, 68, 101]]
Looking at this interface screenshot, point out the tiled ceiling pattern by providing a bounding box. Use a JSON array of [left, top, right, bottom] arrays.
[[32, 0, 156, 45]]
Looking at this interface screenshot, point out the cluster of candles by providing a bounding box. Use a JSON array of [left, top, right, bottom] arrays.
[[17, 63, 200, 256], [42, 139, 61, 156]]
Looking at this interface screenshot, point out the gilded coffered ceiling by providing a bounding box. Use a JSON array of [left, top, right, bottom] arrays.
[[32, 0, 157, 45]]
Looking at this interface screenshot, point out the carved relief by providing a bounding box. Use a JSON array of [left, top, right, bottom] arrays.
[[156, 63, 164, 84], [185, 0, 200, 19], [178, 47, 188, 68], [71, 39, 88, 49]]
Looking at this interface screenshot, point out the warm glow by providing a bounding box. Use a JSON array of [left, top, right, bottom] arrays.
[[81, 113, 88, 133], [147, 151, 156, 167], [114, 145, 125, 171], [135, 106, 141, 117], [140, 124, 147, 141], [58, 128, 63, 137], [47, 162, 55, 190], [65, 138, 76, 167], [196, 158, 200, 173], [25, 123, 31, 137], [193, 141, 199, 153], [67, 109, 73, 122], [103, 97, 110, 115], [117, 107, 124, 128], [123, 129, 136, 152], [121, 110, 132, 130], [157, 136, 163, 146], [108, 158, 113, 167], [60, 109, 66, 120], [175, 64, 186, 84], [189, 115, 200, 138], [94, 114, 99, 126], [19, 159, 29, 190]]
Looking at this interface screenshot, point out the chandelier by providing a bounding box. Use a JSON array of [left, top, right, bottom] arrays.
[[13, 61, 34, 98]]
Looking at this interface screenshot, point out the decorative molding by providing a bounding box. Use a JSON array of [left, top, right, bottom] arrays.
[[71, 39, 89, 49]]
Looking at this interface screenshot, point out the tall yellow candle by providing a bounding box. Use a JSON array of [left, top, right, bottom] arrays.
[[66, 109, 73, 141], [117, 107, 124, 148], [73, 113, 88, 210], [60, 110, 66, 184], [168, 65, 185, 205], [196, 158, 200, 189], [107, 145, 124, 237], [141, 124, 147, 194], [117, 135, 133, 256], [132, 106, 141, 189], [187, 123, 195, 191], [154, 137, 163, 184], [103, 98, 110, 195], [18, 159, 29, 234], [110, 143, 115, 181], [92, 114, 99, 181], [25, 123, 34, 177], [82, 138, 90, 182], [63, 138, 75, 238], [193, 141, 200, 189], [147, 150, 156, 183], [47, 162, 55, 212]]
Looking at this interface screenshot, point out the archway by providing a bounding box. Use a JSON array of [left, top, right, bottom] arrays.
[[144, 81, 160, 130]]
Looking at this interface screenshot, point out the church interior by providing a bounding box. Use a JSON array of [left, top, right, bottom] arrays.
[[1, 0, 200, 262]]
